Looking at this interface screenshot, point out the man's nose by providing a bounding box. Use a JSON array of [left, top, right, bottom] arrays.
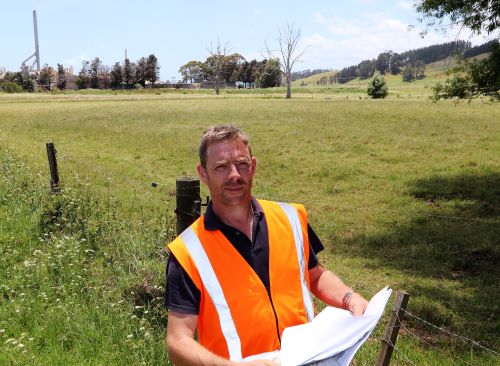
[[227, 163, 241, 180]]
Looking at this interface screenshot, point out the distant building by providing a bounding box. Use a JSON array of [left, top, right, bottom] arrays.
[[0, 67, 6, 80]]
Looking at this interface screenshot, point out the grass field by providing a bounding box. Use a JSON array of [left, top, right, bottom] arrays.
[[0, 91, 499, 365]]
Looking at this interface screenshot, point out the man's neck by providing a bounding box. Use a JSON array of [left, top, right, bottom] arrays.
[[211, 199, 254, 239]]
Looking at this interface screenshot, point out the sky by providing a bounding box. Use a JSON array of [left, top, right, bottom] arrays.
[[0, 0, 497, 81]]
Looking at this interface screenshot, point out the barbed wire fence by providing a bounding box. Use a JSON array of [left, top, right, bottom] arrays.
[[374, 297, 500, 366]]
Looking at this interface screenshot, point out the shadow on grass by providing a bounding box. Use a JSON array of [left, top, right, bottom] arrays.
[[333, 172, 500, 343]]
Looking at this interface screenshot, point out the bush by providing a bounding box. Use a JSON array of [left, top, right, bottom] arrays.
[[432, 76, 472, 100], [1, 81, 24, 93], [367, 71, 388, 99]]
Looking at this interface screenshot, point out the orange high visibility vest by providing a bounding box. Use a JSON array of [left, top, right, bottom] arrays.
[[168, 199, 314, 360]]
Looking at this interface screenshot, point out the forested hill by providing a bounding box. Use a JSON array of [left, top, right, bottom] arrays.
[[291, 69, 332, 82], [293, 39, 497, 84]]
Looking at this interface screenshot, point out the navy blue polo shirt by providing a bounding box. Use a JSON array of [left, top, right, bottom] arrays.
[[165, 198, 324, 314]]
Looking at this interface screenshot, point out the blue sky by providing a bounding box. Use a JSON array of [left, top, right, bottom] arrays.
[[0, 0, 496, 81]]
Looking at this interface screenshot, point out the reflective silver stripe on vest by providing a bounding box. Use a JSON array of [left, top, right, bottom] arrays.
[[180, 227, 243, 361], [277, 202, 315, 322]]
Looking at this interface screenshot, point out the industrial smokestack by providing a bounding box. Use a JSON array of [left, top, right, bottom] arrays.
[[33, 10, 40, 71], [20, 10, 40, 74]]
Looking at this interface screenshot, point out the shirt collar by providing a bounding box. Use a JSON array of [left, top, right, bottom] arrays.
[[204, 197, 264, 231]]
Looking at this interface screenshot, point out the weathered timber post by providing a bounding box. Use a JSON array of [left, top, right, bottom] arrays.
[[175, 177, 201, 235], [46, 143, 59, 193], [375, 291, 410, 366]]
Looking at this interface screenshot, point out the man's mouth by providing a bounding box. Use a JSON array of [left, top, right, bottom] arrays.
[[224, 184, 245, 191]]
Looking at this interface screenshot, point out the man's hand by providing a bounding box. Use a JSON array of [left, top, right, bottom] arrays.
[[345, 292, 369, 316]]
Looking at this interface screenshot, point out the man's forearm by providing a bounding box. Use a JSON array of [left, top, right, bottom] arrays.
[[309, 265, 351, 307], [309, 264, 368, 315]]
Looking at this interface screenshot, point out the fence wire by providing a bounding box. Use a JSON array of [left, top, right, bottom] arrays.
[[378, 304, 500, 366], [398, 307, 500, 357]]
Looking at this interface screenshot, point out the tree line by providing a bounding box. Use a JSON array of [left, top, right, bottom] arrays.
[[76, 54, 160, 90], [0, 54, 160, 92], [178, 55, 281, 89], [334, 40, 472, 84]]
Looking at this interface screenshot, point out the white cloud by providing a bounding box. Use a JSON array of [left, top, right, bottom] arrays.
[[397, 1, 413, 11], [313, 12, 326, 24], [299, 13, 490, 70]]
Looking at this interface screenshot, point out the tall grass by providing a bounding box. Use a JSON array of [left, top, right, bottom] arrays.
[[0, 149, 172, 365]]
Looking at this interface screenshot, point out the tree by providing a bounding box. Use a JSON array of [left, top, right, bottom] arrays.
[[145, 54, 160, 86], [57, 64, 66, 90], [179, 61, 204, 83], [402, 64, 415, 82], [77, 60, 90, 89], [257, 58, 281, 88], [110, 62, 123, 89], [389, 53, 401, 75], [367, 71, 388, 99], [417, 1, 499, 100], [433, 41, 500, 100], [123, 58, 135, 89], [375, 52, 391, 74], [204, 40, 231, 95], [38, 64, 54, 90], [416, 0, 500, 34], [415, 60, 426, 79], [358, 59, 375, 79], [100, 65, 110, 89], [375, 51, 401, 75], [135, 57, 147, 87], [269, 24, 307, 99], [89, 57, 102, 89], [224, 53, 245, 84]]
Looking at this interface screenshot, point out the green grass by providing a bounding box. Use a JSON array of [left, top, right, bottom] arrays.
[[0, 150, 171, 365], [0, 92, 499, 365]]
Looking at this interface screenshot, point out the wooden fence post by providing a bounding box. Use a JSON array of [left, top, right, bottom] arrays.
[[375, 291, 410, 366], [175, 177, 201, 235], [46, 142, 59, 193]]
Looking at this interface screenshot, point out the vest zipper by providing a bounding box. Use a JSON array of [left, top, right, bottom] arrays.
[[265, 286, 281, 344]]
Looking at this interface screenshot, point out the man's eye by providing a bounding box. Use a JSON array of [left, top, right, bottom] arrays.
[[215, 165, 225, 170]]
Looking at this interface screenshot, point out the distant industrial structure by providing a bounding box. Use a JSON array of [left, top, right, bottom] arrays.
[[20, 10, 41, 76]]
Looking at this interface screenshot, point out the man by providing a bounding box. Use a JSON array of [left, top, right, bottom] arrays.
[[166, 125, 368, 366]]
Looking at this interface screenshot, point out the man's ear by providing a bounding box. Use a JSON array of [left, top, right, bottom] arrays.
[[197, 164, 208, 185]]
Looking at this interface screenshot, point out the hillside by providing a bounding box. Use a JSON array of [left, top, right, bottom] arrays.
[[292, 51, 491, 97], [292, 39, 498, 96]]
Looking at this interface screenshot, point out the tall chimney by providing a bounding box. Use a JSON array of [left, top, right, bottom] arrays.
[[33, 10, 40, 71]]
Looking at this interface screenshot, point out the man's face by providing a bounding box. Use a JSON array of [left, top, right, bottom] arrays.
[[197, 139, 256, 208]]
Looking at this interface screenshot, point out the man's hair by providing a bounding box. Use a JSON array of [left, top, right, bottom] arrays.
[[199, 125, 252, 168]]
